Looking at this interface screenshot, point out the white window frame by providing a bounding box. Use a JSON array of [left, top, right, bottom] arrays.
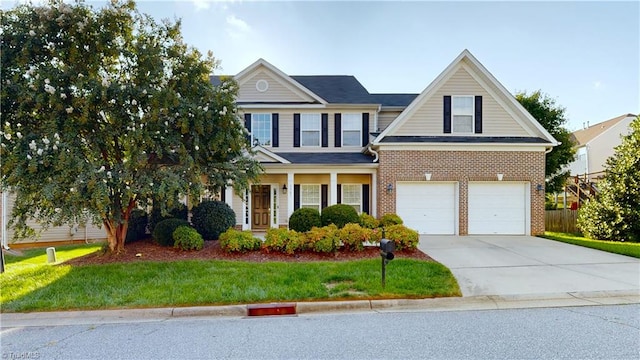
[[300, 184, 321, 212], [341, 184, 362, 213], [451, 95, 474, 134], [300, 113, 321, 147], [342, 113, 361, 147], [251, 113, 271, 146]]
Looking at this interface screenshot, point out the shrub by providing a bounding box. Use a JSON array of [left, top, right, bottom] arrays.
[[149, 202, 188, 233], [359, 213, 379, 229], [379, 213, 403, 227], [289, 208, 321, 232], [152, 218, 190, 246], [125, 209, 148, 243], [339, 223, 373, 251], [383, 224, 419, 250], [305, 225, 340, 253], [219, 228, 262, 253], [321, 204, 359, 228], [173, 226, 204, 251], [191, 200, 236, 240], [263, 228, 304, 254]]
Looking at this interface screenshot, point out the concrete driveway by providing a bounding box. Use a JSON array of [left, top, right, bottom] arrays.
[[418, 235, 640, 297]]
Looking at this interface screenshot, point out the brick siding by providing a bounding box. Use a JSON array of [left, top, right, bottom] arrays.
[[377, 150, 546, 235]]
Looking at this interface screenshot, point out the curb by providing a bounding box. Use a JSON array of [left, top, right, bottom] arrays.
[[1, 291, 638, 328]]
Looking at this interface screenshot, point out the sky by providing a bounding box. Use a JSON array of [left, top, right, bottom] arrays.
[[4, 0, 639, 131]]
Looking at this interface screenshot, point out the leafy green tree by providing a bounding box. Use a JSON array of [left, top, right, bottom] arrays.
[[516, 90, 575, 193], [0, 0, 261, 253], [577, 116, 640, 241]]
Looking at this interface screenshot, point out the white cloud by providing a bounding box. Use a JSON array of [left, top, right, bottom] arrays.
[[593, 81, 602, 90], [191, 0, 211, 11], [226, 14, 251, 38]]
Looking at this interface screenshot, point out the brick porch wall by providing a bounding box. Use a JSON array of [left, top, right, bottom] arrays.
[[377, 150, 546, 235]]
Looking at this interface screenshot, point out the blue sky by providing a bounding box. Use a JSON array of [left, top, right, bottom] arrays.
[[6, 1, 639, 131]]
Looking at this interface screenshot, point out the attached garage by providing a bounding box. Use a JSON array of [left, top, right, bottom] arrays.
[[396, 182, 457, 234], [468, 182, 529, 235]]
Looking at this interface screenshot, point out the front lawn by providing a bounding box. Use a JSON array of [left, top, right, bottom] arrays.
[[541, 232, 640, 258], [0, 244, 461, 312]]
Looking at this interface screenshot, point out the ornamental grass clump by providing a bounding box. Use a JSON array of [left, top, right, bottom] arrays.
[[173, 226, 204, 251], [219, 228, 263, 253]]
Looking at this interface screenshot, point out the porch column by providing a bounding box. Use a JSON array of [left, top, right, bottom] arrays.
[[1, 191, 8, 249], [330, 172, 338, 205], [287, 172, 294, 218], [224, 185, 233, 208]]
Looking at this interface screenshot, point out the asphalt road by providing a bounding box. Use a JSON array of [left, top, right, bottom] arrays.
[[1, 304, 638, 360]]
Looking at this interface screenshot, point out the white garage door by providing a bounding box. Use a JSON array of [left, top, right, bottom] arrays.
[[396, 182, 456, 234], [468, 182, 528, 235]]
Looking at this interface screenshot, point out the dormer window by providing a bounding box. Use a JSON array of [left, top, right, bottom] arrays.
[[452, 96, 474, 133]]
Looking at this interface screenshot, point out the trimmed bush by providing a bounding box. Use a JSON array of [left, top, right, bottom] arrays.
[[339, 223, 372, 251], [191, 200, 236, 240], [219, 228, 262, 253], [358, 213, 379, 229], [305, 225, 340, 253], [321, 204, 359, 228], [152, 218, 190, 246], [379, 213, 403, 227], [149, 202, 188, 234], [173, 226, 204, 251], [263, 228, 304, 254], [125, 209, 148, 243], [289, 208, 321, 232], [384, 224, 419, 250]]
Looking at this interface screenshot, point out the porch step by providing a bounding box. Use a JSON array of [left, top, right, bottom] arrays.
[[247, 303, 297, 317]]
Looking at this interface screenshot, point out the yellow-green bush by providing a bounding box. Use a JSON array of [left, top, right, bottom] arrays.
[[305, 225, 340, 253], [383, 224, 419, 250], [263, 228, 304, 254], [219, 228, 262, 253]]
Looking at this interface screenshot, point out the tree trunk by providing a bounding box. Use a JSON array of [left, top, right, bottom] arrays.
[[104, 220, 129, 254]]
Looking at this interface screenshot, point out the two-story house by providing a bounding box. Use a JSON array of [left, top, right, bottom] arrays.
[[216, 50, 558, 235]]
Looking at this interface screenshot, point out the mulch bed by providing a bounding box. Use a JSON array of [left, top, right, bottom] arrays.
[[65, 238, 435, 266]]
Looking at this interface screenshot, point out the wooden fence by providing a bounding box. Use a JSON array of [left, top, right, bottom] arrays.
[[545, 210, 579, 233]]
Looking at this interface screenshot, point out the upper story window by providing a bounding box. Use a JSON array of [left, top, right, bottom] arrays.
[[452, 96, 474, 133], [342, 113, 361, 146], [301, 114, 321, 147], [252, 113, 271, 146]]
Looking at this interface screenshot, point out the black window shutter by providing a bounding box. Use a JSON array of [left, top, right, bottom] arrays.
[[220, 186, 226, 203], [244, 113, 252, 143], [321, 113, 328, 147], [294, 185, 300, 210], [362, 113, 369, 146], [334, 113, 342, 147], [272, 113, 279, 147], [337, 184, 342, 204], [474, 96, 483, 134], [443, 96, 452, 133], [293, 113, 301, 147], [321, 185, 328, 209], [362, 184, 370, 214]]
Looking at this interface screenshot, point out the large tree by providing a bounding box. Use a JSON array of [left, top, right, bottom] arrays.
[[1, 0, 261, 253], [516, 90, 575, 193], [577, 116, 640, 242]]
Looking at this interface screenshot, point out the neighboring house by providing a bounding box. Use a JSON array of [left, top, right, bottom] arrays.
[[216, 50, 558, 235], [1, 49, 558, 246], [566, 113, 636, 181]]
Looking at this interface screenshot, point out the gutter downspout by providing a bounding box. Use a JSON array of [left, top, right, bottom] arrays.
[[368, 146, 379, 163]]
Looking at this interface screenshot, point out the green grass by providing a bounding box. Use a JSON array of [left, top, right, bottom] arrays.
[[0, 245, 461, 312], [541, 232, 640, 258]]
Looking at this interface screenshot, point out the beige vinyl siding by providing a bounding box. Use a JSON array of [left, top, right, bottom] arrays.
[[237, 70, 315, 103], [394, 65, 529, 137], [2, 193, 106, 245], [378, 110, 402, 132], [587, 117, 633, 174], [232, 192, 246, 227], [242, 109, 375, 153]]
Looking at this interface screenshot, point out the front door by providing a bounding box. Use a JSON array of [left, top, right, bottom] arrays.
[[251, 185, 270, 229]]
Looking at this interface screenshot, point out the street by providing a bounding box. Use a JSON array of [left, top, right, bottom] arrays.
[[1, 304, 638, 359]]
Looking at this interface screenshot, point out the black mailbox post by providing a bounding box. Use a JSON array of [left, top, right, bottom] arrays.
[[380, 238, 395, 288]]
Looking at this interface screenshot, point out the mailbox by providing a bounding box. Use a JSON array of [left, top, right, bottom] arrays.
[[380, 239, 395, 260]]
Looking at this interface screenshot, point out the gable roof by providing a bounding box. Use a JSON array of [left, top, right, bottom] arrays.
[[571, 113, 636, 146], [373, 49, 559, 147], [290, 76, 374, 104], [370, 93, 419, 107]]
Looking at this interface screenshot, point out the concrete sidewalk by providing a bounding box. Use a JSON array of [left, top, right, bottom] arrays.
[[2, 290, 639, 328], [418, 235, 640, 297]]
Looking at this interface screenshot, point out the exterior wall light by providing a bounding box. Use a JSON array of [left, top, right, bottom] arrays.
[[497, 173, 504, 181], [282, 184, 288, 194], [386, 183, 394, 193], [425, 173, 432, 181]]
